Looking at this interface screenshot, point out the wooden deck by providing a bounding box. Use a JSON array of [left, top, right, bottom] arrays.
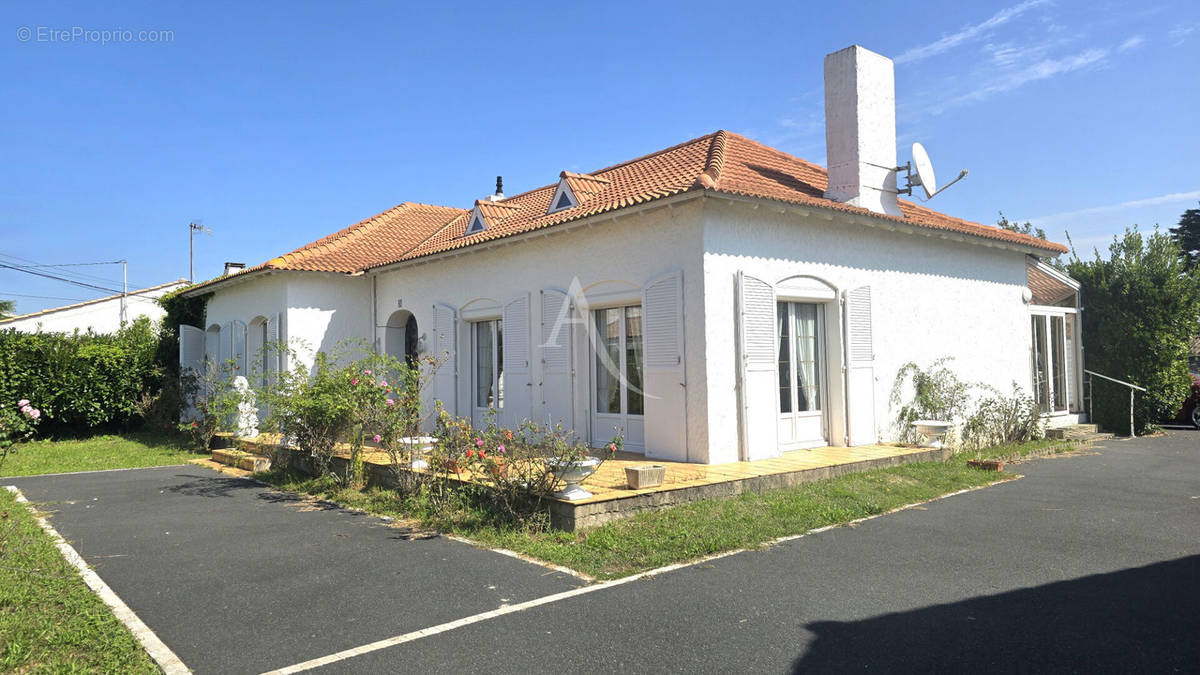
[[231, 434, 947, 531]]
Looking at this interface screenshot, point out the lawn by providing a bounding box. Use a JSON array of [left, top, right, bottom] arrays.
[[0, 431, 199, 477], [0, 487, 159, 673], [257, 441, 1067, 580]]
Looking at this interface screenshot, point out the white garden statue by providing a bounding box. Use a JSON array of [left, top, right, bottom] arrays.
[[232, 376, 260, 439]]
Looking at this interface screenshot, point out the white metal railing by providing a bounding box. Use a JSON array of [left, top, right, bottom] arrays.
[[1084, 369, 1147, 437]]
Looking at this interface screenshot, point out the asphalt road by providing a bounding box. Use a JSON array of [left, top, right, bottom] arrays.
[[7, 430, 1198, 674]]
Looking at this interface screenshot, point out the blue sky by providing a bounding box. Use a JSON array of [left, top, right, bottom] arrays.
[[2, 0, 1198, 314]]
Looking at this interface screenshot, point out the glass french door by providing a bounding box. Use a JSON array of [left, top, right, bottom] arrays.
[[590, 305, 645, 451], [1031, 314, 1073, 414], [472, 319, 503, 426], [778, 301, 828, 449]]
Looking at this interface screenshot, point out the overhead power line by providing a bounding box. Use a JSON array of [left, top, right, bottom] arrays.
[[0, 262, 122, 294]]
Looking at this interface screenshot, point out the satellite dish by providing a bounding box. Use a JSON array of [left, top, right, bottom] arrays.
[[901, 142, 968, 200], [911, 142, 937, 199]]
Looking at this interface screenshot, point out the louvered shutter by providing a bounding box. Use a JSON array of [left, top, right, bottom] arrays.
[[266, 313, 280, 379], [643, 271, 688, 461], [432, 304, 458, 416], [844, 286, 877, 445], [539, 289, 574, 431], [179, 325, 205, 421], [502, 294, 531, 428], [737, 271, 780, 460]]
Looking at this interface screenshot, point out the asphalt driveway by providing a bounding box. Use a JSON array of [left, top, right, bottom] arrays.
[[7, 430, 1198, 673], [6, 465, 581, 674]]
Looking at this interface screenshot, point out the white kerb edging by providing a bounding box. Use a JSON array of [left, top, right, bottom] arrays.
[[3, 485, 190, 675]]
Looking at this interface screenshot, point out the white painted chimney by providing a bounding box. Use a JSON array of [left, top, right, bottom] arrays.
[[823, 45, 902, 217]]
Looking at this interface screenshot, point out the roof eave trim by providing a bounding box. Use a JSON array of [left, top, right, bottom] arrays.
[[710, 191, 1068, 257]]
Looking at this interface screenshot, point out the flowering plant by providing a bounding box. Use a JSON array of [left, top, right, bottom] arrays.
[[1, 397, 43, 473]]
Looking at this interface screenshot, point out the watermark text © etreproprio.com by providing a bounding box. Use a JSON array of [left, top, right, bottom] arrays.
[[16, 26, 174, 45]]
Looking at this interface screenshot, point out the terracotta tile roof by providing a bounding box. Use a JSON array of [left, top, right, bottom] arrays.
[[189, 130, 1066, 294], [1027, 263, 1078, 306]]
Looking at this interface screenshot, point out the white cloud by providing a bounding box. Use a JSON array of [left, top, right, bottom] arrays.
[[896, 0, 1048, 64], [1029, 190, 1200, 225], [1118, 35, 1145, 52], [932, 47, 1109, 111], [1169, 24, 1196, 46]]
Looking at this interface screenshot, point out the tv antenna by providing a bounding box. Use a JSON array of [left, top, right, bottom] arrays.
[[899, 142, 968, 200], [189, 221, 212, 283]]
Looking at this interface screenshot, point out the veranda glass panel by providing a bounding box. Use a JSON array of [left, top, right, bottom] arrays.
[[1031, 316, 1050, 412], [1051, 316, 1067, 411], [624, 306, 644, 415], [795, 303, 821, 412], [595, 308, 622, 414], [495, 321, 504, 408], [777, 302, 792, 413]]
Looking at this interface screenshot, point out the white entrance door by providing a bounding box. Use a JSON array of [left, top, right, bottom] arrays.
[[590, 305, 645, 452], [777, 301, 828, 449], [471, 319, 503, 428]]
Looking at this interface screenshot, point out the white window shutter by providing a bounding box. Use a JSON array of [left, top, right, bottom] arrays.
[[844, 286, 877, 446], [502, 294, 531, 428], [265, 314, 280, 378], [179, 325, 205, 421], [432, 303, 458, 417], [230, 320, 248, 377], [643, 270, 688, 461], [539, 289, 574, 430], [179, 325, 205, 377], [737, 271, 780, 460]]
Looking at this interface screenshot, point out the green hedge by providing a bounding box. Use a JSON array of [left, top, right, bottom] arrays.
[[1066, 227, 1200, 434], [0, 317, 162, 434]]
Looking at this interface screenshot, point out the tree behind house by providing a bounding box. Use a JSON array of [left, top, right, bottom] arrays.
[[1065, 227, 1200, 434]]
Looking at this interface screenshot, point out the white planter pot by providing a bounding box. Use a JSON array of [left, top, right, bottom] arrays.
[[548, 456, 602, 500], [912, 420, 952, 448]]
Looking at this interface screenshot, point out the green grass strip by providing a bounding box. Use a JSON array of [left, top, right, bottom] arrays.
[[0, 488, 159, 673], [2, 432, 199, 477]]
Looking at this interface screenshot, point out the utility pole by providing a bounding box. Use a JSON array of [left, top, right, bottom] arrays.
[[120, 259, 127, 326]]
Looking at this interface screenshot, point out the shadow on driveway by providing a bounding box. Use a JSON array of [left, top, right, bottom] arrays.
[[794, 555, 1200, 672]]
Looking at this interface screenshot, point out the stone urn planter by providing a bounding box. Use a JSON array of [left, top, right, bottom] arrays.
[[547, 456, 602, 501], [625, 465, 666, 489], [911, 420, 952, 448]]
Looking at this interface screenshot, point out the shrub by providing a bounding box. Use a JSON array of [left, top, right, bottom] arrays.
[[960, 383, 1044, 451], [0, 397, 42, 472], [889, 358, 972, 444], [0, 318, 163, 434], [1065, 227, 1200, 434], [177, 359, 243, 452]]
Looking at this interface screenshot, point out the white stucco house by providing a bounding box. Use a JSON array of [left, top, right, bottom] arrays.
[[179, 45, 1085, 465], [1, 279, 188, 335]]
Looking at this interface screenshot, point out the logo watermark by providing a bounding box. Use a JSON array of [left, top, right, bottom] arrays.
[[16, 26, 174, 45]]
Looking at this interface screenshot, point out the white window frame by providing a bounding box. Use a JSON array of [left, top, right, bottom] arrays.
[[776, 301, 828, 428], [547, 179, 579, 214], [1030, 305, 1081, 416], [471, 318, 503, 410], [590, 304, 645, 420]]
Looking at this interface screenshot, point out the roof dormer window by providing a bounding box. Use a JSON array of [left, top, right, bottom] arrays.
[[547, 180, 579, 214], [467, 211, 487, 234]]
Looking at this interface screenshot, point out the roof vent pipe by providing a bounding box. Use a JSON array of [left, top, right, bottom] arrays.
[[487, 175, 504, 202]]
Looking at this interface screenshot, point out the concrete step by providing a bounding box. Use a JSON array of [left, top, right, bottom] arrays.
[[1046, 424, 1099, 440], [212, 448, 271, 473]]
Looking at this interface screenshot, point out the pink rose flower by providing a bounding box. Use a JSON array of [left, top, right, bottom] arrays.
[[18, 399, 29, 407], [364, 369, 372, 375], [380, 380, 388, 387], [475, 438, 484, 447], [497, 444, 506, 454], [373, 434, 382, 443], [20, 405, 31, 414], [386, 399, 395, 406], [352, 379, 360, 386], [28, 409, 40, 419]]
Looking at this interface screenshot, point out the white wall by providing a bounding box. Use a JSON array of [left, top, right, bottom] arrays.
[[202, 272, 372, 373], [701, 200, 1032, 463], [1, 283, 184, 334], [371, 200, 710, 459]]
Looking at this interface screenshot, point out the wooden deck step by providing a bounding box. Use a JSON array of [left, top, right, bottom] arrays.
[[211, 448, 270, 473]]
